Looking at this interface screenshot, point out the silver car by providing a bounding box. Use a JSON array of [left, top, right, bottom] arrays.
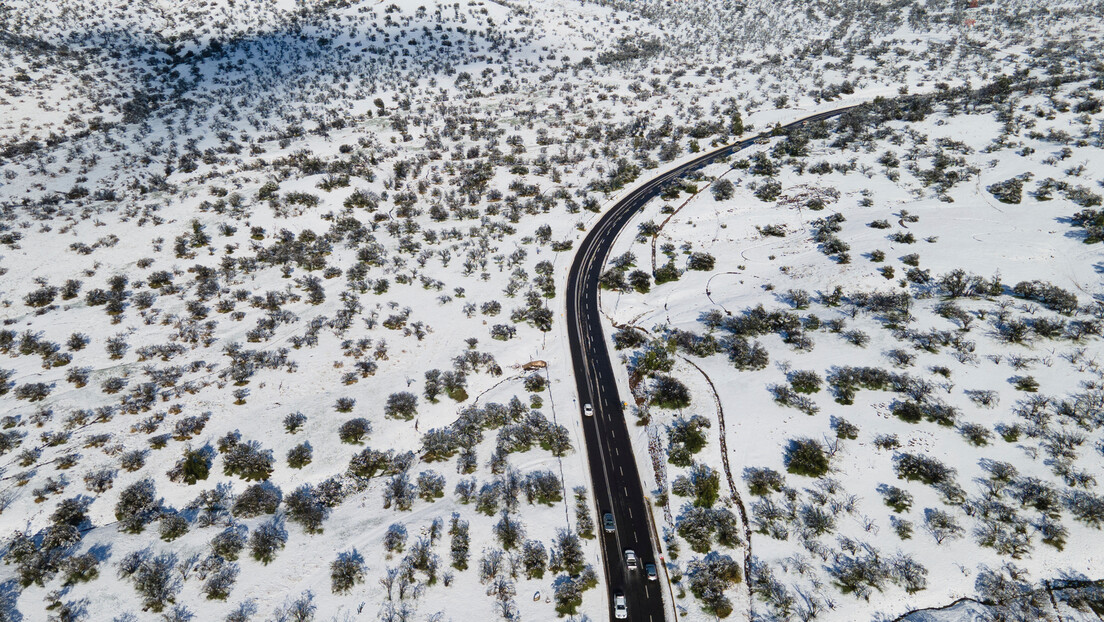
[[645, 563, 657, 581], [613, 592, 627, 619], [624, 549, 638, 570]]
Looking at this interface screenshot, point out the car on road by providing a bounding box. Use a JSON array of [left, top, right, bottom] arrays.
[[583, 403, 594, 417], [603, 512, 615, 533], [613, 592, 627, 619], [645, 563, 657, 581], [624, 549, 638, 570]]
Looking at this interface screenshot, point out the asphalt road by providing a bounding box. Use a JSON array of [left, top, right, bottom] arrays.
[[565, 104, 859, 621]]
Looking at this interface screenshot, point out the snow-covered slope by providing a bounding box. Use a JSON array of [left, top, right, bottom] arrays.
[[1, 0, 1103, 620]]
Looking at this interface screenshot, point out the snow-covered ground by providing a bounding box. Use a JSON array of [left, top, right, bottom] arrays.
[[1, 0, 1103, 620], [601, 79, 1104, 620]]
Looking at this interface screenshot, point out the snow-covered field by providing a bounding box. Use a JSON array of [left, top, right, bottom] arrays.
[[602, 80, 1104, 620], [1, 0, 1103, 620]]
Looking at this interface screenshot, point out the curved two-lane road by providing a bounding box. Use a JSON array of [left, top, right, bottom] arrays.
[[566, 105, 860, 621]]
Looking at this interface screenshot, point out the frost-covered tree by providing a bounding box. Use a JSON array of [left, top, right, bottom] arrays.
[[202, 562, 239, 601], [119, 551, 180, 613], [211, 525, 247, 561], [449, 514, 471, 570], [284, 485, 328, 534], [331, 550, 366, 594], [923, 508, 964, 544], [494, 511, 525, 550], [783, 438, 830, 477], [416, 471, 446, 501], [114, 478, 160, 533], [385, 392, 419, 420], [232, 483, 281, 518], [687, 552, 743, 617], [287, 442, 312, 469], [250, 518, 288, 565], [521, 540, 547, 579], [338, 418, 372, 444]]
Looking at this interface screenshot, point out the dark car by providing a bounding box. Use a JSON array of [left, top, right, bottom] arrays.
[[645, 563, 657, 581], [603, 512, 615, 533]]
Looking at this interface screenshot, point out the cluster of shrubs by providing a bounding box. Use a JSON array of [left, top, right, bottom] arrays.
[[677, 506, 742, 553], [420, 396, 571, 466], [1011, 280, 1080, 315], [826, 366, 912, 404], [599, 251, 652, 294], [811, 213, 849, 263], [667, 415, 710, 467]]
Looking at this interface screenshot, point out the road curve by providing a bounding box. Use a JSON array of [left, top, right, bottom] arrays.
[[565, 104, 860, 621]]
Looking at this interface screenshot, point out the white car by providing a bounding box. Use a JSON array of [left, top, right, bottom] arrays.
[[583, 403, 594, 417], [625, 549, 638, 570], [613, 593, 628, 619]]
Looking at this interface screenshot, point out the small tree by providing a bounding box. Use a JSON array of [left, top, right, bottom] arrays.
[[283, 412, 307, 433], [416, 471, 446, 501], [285, 485, 328, 534], [330, 550, 366, 594], [788, 370, 822, 394], [115, 478, 160, 533], [211, 525, 247, 561], [711, 178, 735, 201], [384, 523, 408, 554], [287, 442, 313, 469], [105, 334, 130, 360], [159, 514, 189, 542], [250, 518, 288, 564], [687, 252, 716, 271], [449, 516, 470, 570], [923, 508, 963, 544], [672, 463, 721, 508], [521, 540, 548, 579], [202, 563, 239, 601], [553, 529, 585, 575], [553, 575, 583, 616], [384, 392, 418, 420], [338, 418, 372, 444], [627, 269, 652, 293], [222, 441, 274, 481], [494, 511, 525, 550], [232, 482, 281, 518], [424, 369, 443, 402], [783, 438, 830, 477], [687, 552, 742, 617], [879, 485, 913, 513], [651, 374, 691, 409], [744, 467, 785, 496], [125, 552, 181, 613], [166, 446, 213, 485]]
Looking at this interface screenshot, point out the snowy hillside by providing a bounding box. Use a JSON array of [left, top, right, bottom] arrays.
[[1, 0, 1103, 621], [600, 78, 1104, 620]]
